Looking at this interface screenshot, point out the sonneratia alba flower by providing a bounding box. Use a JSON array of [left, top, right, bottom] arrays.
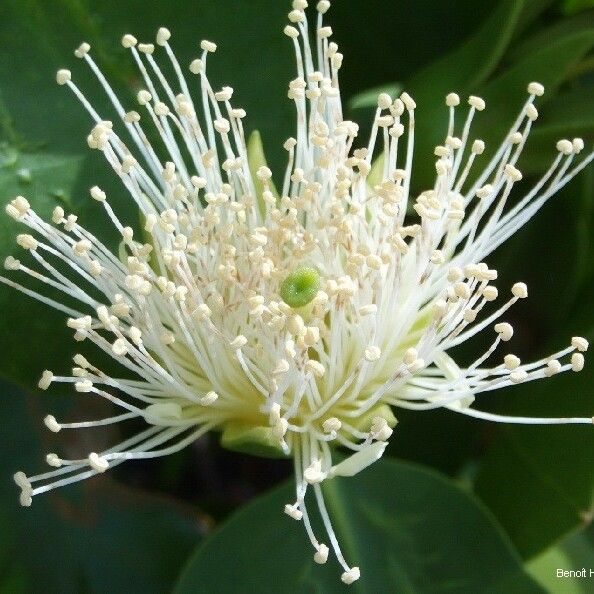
[[3, 1, 594, 585]]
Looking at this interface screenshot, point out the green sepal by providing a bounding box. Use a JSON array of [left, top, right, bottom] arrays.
[[349, 403, 398, 434], [246, 130, 279, 218], [220, 421, 288, 459]]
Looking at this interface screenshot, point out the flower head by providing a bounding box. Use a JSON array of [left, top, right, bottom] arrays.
[[3, 0, 593, 584]]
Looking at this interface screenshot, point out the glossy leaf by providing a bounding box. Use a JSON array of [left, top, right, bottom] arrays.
[[0, 380, 204, 594], [382, 0, 524, 192], [526, 522, 594, 592], [174, 458, 544, 593], [348, 83, 402, 111], [0, 151, 85, 387], [521, 86, 594, 175], [407, 0, 524, 94], [472, 26, 594, 157], [474, 315, 594, 559], [562, 0, 594, 15]]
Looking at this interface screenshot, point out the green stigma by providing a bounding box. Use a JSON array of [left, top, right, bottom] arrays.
[[280, 267, 321, 308]]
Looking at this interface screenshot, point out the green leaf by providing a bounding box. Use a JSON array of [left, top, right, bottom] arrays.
[[475, 335, 594, 560], [174, 458, 544, 593], [562, 0, 594, 15], [0, 379, 203, 594], [348, 83, 402, 111], [521, 86, 594, 176], [0, 150, 86, 388], [526, 523, 594, 593], [386, 0, 525, 191], [507, 12, 594, 62], [473, 26, 594, 140], [332, 0, 498, 99], [407, 0, 524, 95]]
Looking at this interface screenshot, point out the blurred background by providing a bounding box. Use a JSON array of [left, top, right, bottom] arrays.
[[1, 0, 594, 592]]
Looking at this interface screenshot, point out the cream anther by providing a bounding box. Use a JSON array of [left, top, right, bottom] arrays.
[[201, 391, 219, 406], [215, 86, 234, 101], [471, 140, 485, 154], [400, 92, 416, 110], [121, 34, 137, 48], [476, 184, 493, 199], [512, 282, 528, 298], [124, 110, 141, 123], [573, 138, 585, 153], [556, 139, 573, 155], [44, 415, 61, 433], [304, 459, 326, 484], [75, 380, 93, 392], [200, 40, 217, 52], [156, 27, 171, 46], [52, 206, 65, 224], [6, 196, 30, 219], [316, 0, 331, 13], [137, 90, 152, 105], [314, 544, 329, 564], [525, 104, 538, 121], [284, 503, 303, 521], [454, 282, 471, 300], [288, 9, 305, 23], [572, 353, 585, 372], [46, 453, 62, 467], [322, 417, 342, 433], [370, 416, 393, 441], [365, 346, 382, 362], [527, 82, 545, 96], [545, 359, 562, 376], [494, 322, 514, 341], [504, 164, 522, 182], [189, 59, 203, 74], [509, 132, 523, 145], [88, 452, 109, 472], [572, 337, 589, 352], [90, 186, 106, 201], [230, 335, 248, 349], [377, 93, 392, 110], [305, 360, 326, 378], [359, 304, 377, 316], [4, 256, 20, 270], [38, 370, 54, 390], [445, 92, 460, 107], [482, 286, 498, 301], [74, 42, 91, 58], [56, 69, 71, 85], [510, 369, 528, 383], [284, 25, 299, 38], [341, 568, 361, 584], [214, 118, 230, 134], [138, 43, 155, 54], [17, 234, 38, 250], [468, 95, 485, 110], [504, 354, 521, 370]]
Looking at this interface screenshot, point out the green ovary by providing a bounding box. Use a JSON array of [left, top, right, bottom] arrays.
[[280, 267, 321, 308]]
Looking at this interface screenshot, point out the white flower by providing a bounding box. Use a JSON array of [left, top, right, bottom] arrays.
[[3, 1, 593, 584]]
